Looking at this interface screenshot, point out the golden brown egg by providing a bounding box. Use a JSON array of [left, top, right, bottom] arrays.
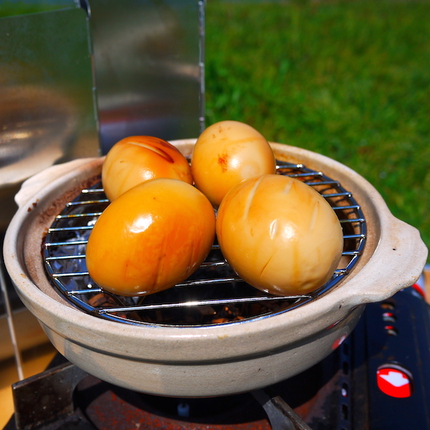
[[216, 174, 344, 296], [191, 121, 276, 207], [86, 178, 215, 296], [102, 136, 193, 201]]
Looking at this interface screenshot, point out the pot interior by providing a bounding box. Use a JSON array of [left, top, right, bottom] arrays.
[[39, 146, 366, 327]]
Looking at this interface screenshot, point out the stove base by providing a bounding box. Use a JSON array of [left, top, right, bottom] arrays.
[[4, 288, 430, 430]]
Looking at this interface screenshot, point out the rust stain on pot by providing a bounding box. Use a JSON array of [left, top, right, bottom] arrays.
[[27, 200, 39, 212], [22, 173, 102, 298], [40, 175, 101, 226]]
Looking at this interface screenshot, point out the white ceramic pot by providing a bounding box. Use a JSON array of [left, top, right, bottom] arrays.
[[3, 141, 427, 397]]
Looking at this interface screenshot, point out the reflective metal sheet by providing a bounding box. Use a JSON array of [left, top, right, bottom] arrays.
[[0, 6, 98, 230], [87, 0, 205, 153], [0, 1, 204, 229]]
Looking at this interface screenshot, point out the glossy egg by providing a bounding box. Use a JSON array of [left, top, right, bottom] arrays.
[[216, 174, 344, 296], [102, 136, 193, 201], [86, 178, 216, 296], [191, 121, 276, 207]]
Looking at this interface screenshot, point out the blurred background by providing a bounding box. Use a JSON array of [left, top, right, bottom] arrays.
[[0, 0, 429, 426], [205, 0, 430, 264], [2, 0, 429, 260]]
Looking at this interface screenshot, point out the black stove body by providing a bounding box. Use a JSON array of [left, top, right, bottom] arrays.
[[4, 287, 430, 430]]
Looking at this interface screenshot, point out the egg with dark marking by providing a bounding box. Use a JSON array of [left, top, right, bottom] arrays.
[[191, 121, 276, 207]]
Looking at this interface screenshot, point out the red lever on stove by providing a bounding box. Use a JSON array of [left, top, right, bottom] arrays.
[[376, 364, 413, 398]]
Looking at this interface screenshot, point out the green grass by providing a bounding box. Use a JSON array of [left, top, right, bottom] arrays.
[[0, 2, 68, 18], [205, 0, 430, 263]]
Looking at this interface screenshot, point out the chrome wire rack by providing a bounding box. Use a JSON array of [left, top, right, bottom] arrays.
[[43, 161, 366, 327]]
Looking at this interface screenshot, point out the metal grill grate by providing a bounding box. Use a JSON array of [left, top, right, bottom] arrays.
[[43, 161, 366, 327]]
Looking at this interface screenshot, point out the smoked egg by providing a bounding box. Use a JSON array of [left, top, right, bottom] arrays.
[[216, 174, 344, 296], [191, 121, 276, 207], [102, 136, 193, 201], [86, 178, 215, 296]]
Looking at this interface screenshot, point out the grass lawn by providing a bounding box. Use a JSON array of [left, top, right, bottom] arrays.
[[205, 0, 430, 264]]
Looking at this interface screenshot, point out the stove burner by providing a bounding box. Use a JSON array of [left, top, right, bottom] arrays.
[[42, 160, 366, 326], [10, 342, 346, 430], [7, 288, 430, 430]]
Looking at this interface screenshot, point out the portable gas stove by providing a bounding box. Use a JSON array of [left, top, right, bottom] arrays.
[[4, 286, 430, 430], [1, 2, 429, 429]]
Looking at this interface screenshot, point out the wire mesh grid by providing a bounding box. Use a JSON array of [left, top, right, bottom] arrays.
[[43, 160, 366, 327]]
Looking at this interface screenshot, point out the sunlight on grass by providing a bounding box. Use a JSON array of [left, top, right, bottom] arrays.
[[206, 0, 430, 262]]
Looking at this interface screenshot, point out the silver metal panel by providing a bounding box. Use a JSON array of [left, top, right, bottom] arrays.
[[0, 0, 205, 226], [0, 6, 98, 231], [86, 0, 205, 153]]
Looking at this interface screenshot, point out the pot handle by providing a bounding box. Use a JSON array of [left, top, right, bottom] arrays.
[[345, 214, 428, 306], [15, 158, 102, 209]]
